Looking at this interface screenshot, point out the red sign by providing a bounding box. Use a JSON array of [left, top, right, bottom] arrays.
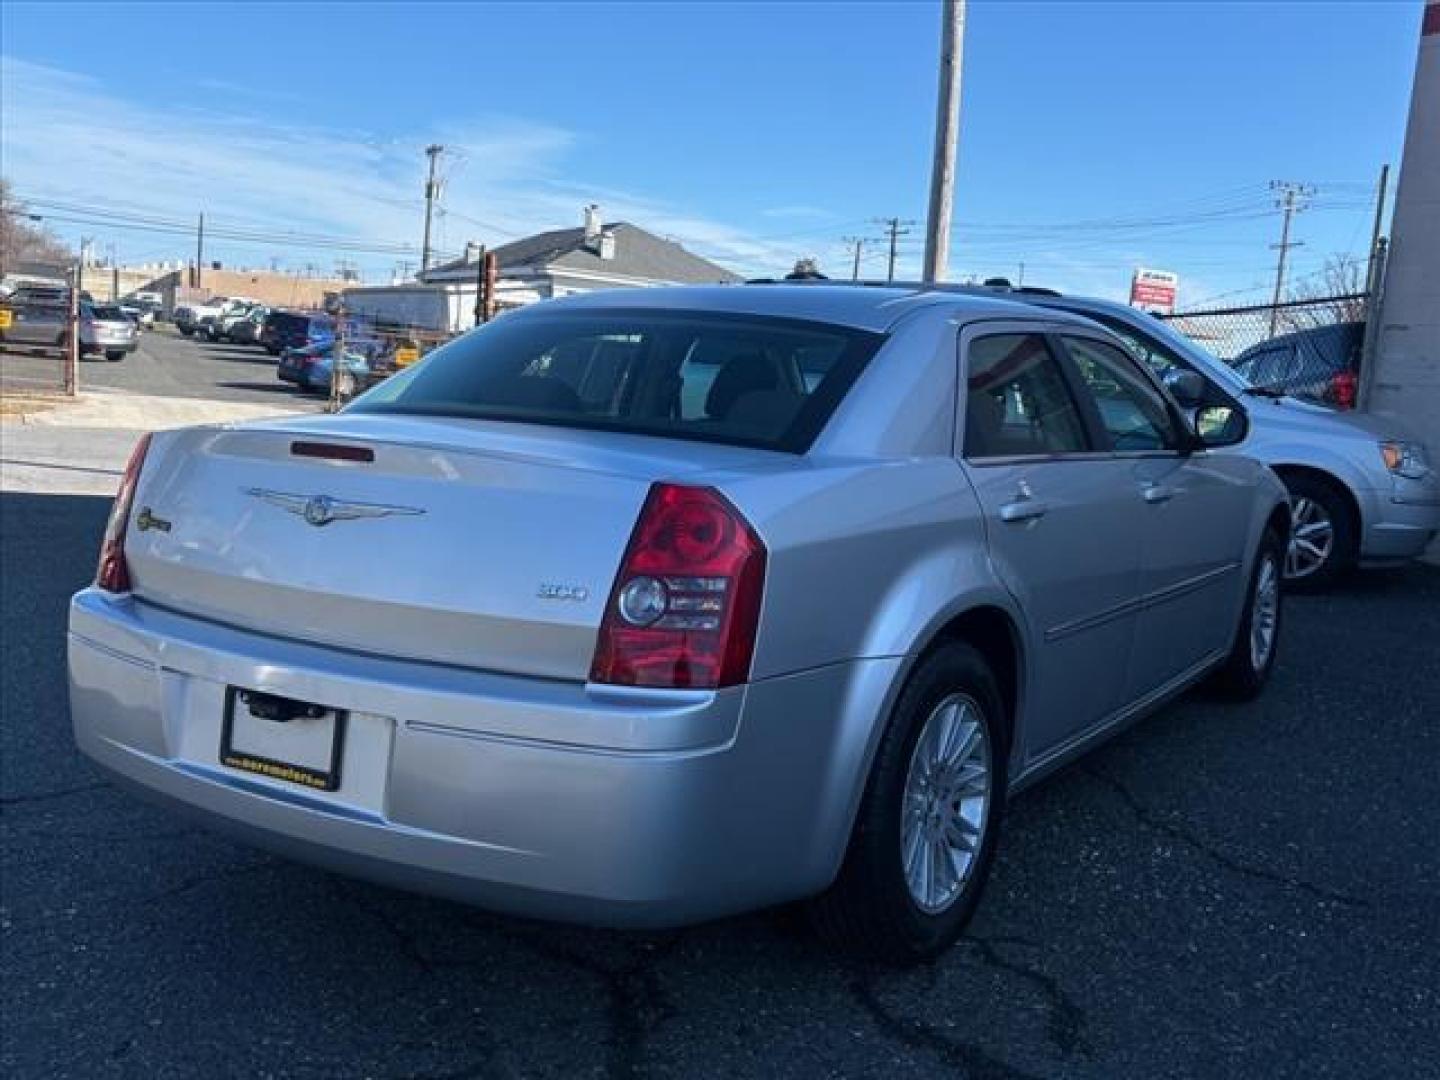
[[1129, 268, 1178, 314]]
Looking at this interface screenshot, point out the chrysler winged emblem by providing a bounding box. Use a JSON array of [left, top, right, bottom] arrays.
[[245, 488, 425, 528]]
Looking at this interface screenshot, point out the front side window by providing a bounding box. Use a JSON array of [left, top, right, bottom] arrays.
[[963, 333, 1089, 459], [1063, 336, 1179, 453], [350, 310, 881, 453]]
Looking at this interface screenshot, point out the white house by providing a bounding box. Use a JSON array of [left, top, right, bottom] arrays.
[[342, 207, 740, 332]]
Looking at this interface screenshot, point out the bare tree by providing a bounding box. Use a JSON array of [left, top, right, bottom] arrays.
[[1283, 254, 1368, 331], [0, 179, 74, 278]]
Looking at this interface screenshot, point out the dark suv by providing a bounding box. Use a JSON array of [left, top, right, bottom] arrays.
[[1232, 322, 1363, 411]]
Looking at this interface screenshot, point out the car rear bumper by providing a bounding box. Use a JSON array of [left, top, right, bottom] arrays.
[[68, 589, 898, 927]]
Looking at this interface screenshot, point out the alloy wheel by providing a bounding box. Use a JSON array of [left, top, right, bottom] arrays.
[[1250, 553, 1280, 671], [1285, 496, 1335, 580], [900, 693, 993, 914]]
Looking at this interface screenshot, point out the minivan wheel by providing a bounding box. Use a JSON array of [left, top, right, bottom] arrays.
[[808, 641, 1006, 963], [1280, 474, 1355, 589], [1208, 527, 1285, 700]]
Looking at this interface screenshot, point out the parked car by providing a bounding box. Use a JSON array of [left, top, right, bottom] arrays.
[[227, 307, 269, 346], [214, 302, 265, 343], [0, 296, 69, 350], [277, 343, 371, 394], [262, 310, 334, 355], [997, 292, 1437, 588], [84, 304, 140, 361], [70, 284, 1289, 962], [1233, 321, 1363, 410], [175, 300, 230, 337], [173, 305, 199, 336], [118, 302, 157, 330]]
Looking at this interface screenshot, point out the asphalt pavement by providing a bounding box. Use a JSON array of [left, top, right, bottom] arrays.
[[77, 325, 325, 405], [2, 324, 324, 405], [2, 485, 1437, 1079]]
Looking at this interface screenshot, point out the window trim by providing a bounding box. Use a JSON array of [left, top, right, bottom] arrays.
[[956, 323, 1101, 464]]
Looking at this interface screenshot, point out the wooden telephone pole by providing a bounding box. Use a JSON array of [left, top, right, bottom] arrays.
[[922, 0, 966, 283]]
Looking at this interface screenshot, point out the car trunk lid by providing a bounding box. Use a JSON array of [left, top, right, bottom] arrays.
[[127, 416, 780, 680]]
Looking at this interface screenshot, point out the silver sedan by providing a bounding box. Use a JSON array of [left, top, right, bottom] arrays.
[[69, 285, 1289, 961]]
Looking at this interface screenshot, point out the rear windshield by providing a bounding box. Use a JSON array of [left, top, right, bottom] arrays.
[[92, 306, 127, 319], [349, 309, 883, 452]]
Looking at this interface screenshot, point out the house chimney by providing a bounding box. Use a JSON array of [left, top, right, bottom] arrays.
[[598, 231, 617, 260], [584, 204, 603, 242]]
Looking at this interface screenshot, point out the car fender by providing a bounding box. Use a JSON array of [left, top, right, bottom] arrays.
[[1238, 426, 1384, 527]]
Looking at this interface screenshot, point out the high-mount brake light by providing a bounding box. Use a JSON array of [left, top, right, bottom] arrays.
[[95, 433, 153, 593], [590, 484, 767, 689]]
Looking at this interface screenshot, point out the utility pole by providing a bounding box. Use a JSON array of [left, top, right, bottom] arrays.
[[481, 251, 498, 323], [1267, 181, 1313, 336], [875, 217, 914, 283], [842, 236, 868, 281], [64, 261, 79, 396], [1364, 163, 1391, 296], [922, 0, 966, 283], [420, 143, 445, 274], [329, 305, 347, 412], [1017, 261, 1025, 286], [473, 244, 488, 326], [109, 242, 119, 301], [195, 213, 205, 290]]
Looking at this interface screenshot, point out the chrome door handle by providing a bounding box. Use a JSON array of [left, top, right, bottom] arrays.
[[1000, 498, 1049, 523], [1142, 483, 1175, 504]]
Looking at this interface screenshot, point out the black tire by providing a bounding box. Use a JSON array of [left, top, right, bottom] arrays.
[[807, 641, 1007, 963], [179, 327, 192, 337], [1208, 527, 1285, 700], [1279, 472, 1357, 591]]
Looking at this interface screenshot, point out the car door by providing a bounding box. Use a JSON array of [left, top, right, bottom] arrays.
[[958, 325, 1146, 760], [1058, 332, 1252, 700]]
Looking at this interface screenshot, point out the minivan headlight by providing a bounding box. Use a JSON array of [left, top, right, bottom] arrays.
[[1379, 441, 1431, 480]]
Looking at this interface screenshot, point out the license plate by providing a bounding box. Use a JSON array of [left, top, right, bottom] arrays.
[[220, 688, 346, 791]]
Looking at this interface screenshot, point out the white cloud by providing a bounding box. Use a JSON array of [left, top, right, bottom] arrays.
[[0, 56, 817, 279]]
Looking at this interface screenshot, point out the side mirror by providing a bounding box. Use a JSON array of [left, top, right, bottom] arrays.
[[1164, 368, 1207, 408], [1194, 403, 1248, 449]]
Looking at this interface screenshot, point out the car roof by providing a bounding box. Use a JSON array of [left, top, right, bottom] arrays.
[[515, 282, 1080, 333]]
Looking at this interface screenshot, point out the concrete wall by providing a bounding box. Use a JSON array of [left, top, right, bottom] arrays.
[[191, 269, 350, 310], [74, 265, 351, 312], [1367, 1, 1440, 454]]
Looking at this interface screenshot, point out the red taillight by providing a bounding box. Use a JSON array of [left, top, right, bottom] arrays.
[[590, 484, 767, 689], [95, 433, 152, 593], [1332, 370, 1357, 410]]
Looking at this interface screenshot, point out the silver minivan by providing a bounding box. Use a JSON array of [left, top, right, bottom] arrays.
[[1019, 293, 1439, 587]]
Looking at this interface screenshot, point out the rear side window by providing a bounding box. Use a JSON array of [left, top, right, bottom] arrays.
[[963, 334, 1089, 459], [350, 310, 882, 452], [1237, 345, 1292, 388]]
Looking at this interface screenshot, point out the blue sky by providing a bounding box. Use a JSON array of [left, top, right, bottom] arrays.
[[0, 1, 1425, 304]]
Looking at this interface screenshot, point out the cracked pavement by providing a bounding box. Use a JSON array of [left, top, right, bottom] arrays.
[[2, 489, 1437, 1079]]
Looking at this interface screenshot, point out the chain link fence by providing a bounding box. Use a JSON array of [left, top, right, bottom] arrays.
[[1160, 293, 1370, 409]]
